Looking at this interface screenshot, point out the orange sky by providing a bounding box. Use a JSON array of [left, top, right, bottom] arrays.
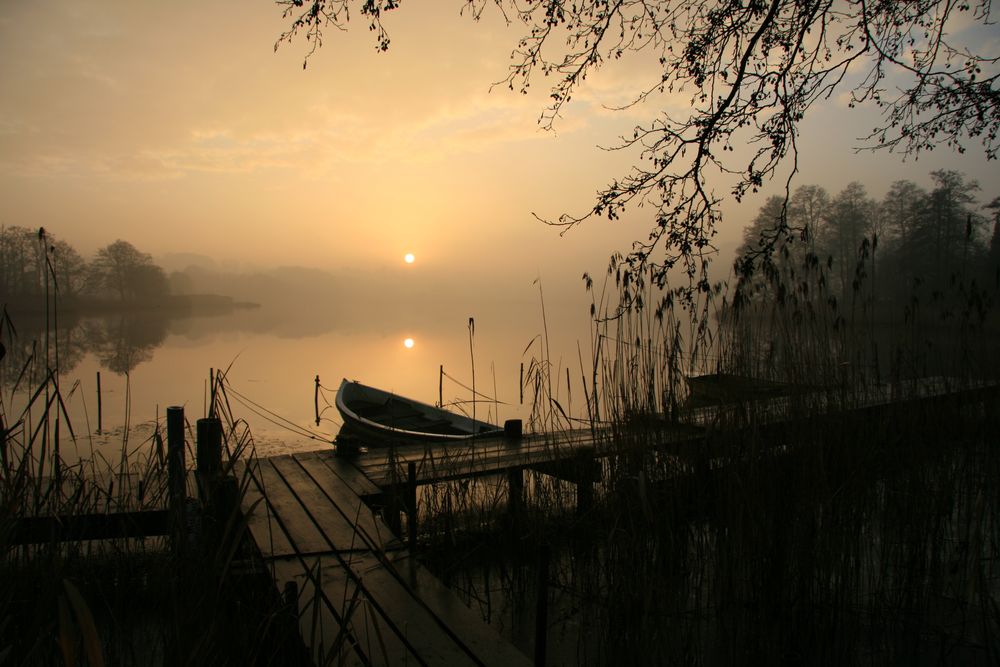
[[1, 2, 996, 290]]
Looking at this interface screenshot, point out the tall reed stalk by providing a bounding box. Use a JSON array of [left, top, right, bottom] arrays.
[[421, 240, 1000, 665], [1, 274, 299, 664]]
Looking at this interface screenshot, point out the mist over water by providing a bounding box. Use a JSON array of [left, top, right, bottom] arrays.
[[1, 266, 597, 461]]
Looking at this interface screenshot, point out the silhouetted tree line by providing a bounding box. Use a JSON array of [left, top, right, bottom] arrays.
[[734, 170, 1000, 321], [0, 227, 169, 309]]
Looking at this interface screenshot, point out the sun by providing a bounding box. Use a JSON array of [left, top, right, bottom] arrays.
[[403, 337, 415, 349], [404, 253, 415, 264]]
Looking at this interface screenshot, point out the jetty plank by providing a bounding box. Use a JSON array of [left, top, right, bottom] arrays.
[[234, 459, 297, 559], [271, 554, 412, 667], [271, 534, 511, 666], [328, 551, 491, 666], [291, 453, 402, 552], [270, 454, 400, 553], [353, 430, 610, 487], [379, 549, 535, 666], [233, 377, 999, 667], [236, 451, 532, 666], [297, 449, 383, 499], [248, 458, 336, 555]]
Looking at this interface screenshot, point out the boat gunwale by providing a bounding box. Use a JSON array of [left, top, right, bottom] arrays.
[[336, 378, 504, 443]]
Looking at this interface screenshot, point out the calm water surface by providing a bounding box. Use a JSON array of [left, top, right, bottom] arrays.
[[3, 295, 594, 463]]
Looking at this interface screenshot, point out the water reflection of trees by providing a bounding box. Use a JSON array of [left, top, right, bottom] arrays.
[[82, 313, 167, 375], [0, 314, 89, 387], [0, 311, 168, 381]]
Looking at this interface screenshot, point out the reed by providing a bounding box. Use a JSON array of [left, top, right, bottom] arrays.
[[417, 243, 1000, 665], [0, 307, 304, 665]]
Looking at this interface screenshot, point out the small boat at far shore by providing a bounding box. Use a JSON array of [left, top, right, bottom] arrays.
[[335, 378, 504, 445]]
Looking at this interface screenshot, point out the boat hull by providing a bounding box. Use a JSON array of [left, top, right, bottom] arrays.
[[335, 379, 503, 446]]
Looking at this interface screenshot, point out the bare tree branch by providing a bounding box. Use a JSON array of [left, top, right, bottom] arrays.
[[273, 0, 1000, 313]]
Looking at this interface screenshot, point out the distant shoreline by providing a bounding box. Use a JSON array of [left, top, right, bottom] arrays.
[[1, 293, 260, 318]]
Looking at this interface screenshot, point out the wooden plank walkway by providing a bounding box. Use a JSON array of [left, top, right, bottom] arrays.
[[346, 376, 1000, 492], [348, 421, 712, 489], [232, 376, 999, 665], [234, 450, 531, 667]]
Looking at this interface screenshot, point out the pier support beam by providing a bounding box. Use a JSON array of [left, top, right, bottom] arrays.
[[385, 468, 403, 536], [406, 461, 417, 547]]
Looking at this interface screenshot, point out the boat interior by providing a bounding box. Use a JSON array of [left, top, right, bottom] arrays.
[[350, 397, 470, 435]]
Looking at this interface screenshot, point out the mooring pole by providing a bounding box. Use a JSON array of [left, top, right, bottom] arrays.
[[166, 406, 186, 557], [314, 375, 321, 426], [96, 371, 102, 433], [534, 545, 550, 667]]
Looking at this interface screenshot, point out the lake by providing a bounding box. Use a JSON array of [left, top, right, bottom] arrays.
[[1, 287, 598, 463]]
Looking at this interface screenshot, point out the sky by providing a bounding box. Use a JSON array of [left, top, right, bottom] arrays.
[[1, 2, 997, 294]]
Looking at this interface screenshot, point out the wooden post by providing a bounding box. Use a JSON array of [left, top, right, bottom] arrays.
[[196, 417, 223, 504], [504, 419, 523, 439], [439, 365, 443, 407], [384, 451, 402, 535], [208, 368, 215, 418], [167, 406, 186, 556], [406, 461, 417, 547], [386, 492, 402, 535], [96, 371, 102, 433], [197, 416, 230, 556], [314, 375, 321, 426], [534, 545, 550, 667]]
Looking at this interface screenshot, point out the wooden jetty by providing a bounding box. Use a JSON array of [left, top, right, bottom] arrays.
[[234, 450, 533, 666], [12, 378, 996, 665], [231, 376, 1000, 666]]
